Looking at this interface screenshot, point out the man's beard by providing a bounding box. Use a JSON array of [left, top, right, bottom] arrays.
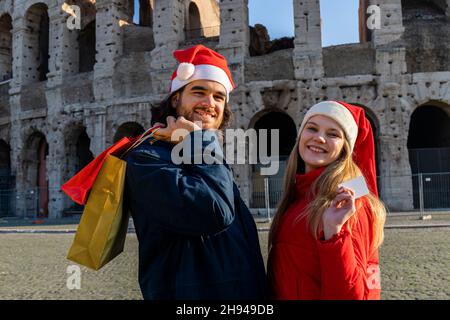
[[176, 98, 222, 129]]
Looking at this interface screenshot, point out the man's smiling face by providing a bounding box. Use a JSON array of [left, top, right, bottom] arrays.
[[172, 80, 227, 130]]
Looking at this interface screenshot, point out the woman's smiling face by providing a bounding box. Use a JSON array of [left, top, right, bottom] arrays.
[[298, 115, 346, 173]]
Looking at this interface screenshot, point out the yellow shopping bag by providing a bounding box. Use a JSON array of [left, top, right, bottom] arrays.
[[67, 154, 129, 270]]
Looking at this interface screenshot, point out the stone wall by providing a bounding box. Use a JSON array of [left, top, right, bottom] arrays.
[[402, 1, 450, 73], [113, 52, 154, 98], [245, 49, 295, 81], [0, 0, 449, 217], [61, 72, 95, 105], [323, 43, 376, 77], [123, 25, 155, 54], [0, 82, 10, 118]]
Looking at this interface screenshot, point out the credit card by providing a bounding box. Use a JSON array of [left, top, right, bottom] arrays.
[[338, 175, 370, 199]]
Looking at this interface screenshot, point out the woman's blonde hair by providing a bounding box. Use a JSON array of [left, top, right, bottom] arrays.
[[268, 130, 386, 256]]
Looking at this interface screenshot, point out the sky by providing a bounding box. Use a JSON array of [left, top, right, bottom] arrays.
[[248, 0, 359, 47], [133, 0, 360, 47]]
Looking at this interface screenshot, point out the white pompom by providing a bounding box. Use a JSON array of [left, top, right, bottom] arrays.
[[176, 62, 195, 81]]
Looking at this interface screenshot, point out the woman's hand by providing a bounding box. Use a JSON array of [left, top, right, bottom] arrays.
[[153, 116, 202, 143], [322, 186, 356, 240]]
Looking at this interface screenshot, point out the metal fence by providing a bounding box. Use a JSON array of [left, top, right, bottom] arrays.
[[251, 172, 450, 220], [0, 173, 14, 217], [0, 188, 15, 217], [251, 177, 284, 209], [411, 172, 450, 210], [409, 148, 450, 175], [0, 187, 64, 219], [1, 172, 449, 219]]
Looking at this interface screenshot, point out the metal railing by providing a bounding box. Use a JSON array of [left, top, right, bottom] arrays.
[[0, 188, 15, 217], [0, 187, 63, 219], [250, 172, 450, 219], [411, 172, 450, 212], [1, 172, 449, 219], [409, 147, 450, 174], [250, 176, 283, 221]]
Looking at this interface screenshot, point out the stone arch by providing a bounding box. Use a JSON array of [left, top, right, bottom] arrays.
[[140, 0, 154, 26], [121, 0, 155, 53], [401, 0, 449, 73], [187, 1, 202, 39], [23, 3, 49, 83], [62, 124, 94, 213], [247, 87, 298, 124], [124, 0, 154, 26], [0, 13, 12, 81], [23, 131, 48, 217], [407, 101, 450, 209], [249, 108, 297, 159], [0, 45, 8, 83], [0, 138, 10, 171], [401, 0, 447, 16], [249, 109, 297, 208], [63, 123, 94, 182], [75, 131, 94, 171], [130, 0, 154, 26], [113, 121, 145, 143], [78, 20, 96, 72], [409, 99, 450, 117], [0, 138, 12, 217], [63, 0, 96, 74], [185, 0, 220, 39]]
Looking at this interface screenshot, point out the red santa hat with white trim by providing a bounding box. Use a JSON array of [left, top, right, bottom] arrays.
[[170, 45, 235, 101], [299, 101, 379, 197]]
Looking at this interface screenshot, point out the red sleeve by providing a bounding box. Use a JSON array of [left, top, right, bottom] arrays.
[[316, 200, 381, 300]]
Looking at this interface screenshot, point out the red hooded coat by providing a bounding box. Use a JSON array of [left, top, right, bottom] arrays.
[[268, 166, 381, 299]]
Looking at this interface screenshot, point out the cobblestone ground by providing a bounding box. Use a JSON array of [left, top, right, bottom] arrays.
[[0, 227, 448, 300]]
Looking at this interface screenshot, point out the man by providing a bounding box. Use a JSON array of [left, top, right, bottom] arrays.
[[124, 45, 267, 300]]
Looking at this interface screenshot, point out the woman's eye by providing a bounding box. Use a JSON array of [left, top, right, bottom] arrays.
[[307, 127, 317, 132], [328, 133, 340, 138], [214, 95, 224, 101]]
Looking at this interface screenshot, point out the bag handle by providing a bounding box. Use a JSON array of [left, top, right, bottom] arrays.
[[121, 124, 162, 159]]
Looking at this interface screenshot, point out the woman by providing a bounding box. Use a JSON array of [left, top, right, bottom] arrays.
[[268, 101, 386, 300]]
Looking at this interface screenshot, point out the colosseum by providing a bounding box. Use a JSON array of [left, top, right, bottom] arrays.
[[0, 0, 449, 218]]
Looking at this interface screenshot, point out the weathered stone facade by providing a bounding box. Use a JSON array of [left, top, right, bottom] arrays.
[[0, 0, 449, 218]]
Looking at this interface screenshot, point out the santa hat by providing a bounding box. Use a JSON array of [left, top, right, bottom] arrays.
[[299, 101, 378, 197], [170, 45, 235, 101]]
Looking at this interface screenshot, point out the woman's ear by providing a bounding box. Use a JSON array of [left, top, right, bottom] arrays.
[[339, 139, 350, 160]]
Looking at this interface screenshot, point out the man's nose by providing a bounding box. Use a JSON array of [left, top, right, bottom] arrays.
[[200, 94, 215, 107]]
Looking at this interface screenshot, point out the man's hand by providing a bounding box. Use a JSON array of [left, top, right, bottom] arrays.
[[153, 116, 202, 143]]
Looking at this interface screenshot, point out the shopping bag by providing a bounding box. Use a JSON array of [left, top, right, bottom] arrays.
[[66, 154, 128, 270], [61, 137, 132, 205], [61, 124, 161, 205], [66, 126, 161, 270]]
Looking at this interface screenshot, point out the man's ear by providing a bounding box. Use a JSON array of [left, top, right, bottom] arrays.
[[171, 93, 179, 108]]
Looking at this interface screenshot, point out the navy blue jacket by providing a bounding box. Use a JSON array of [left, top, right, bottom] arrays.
[[124, 130, 267, 300]]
